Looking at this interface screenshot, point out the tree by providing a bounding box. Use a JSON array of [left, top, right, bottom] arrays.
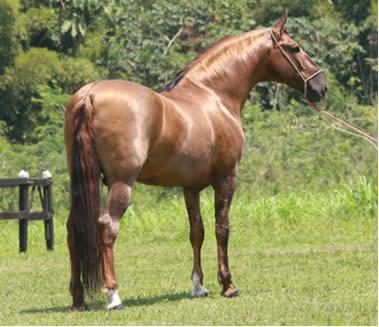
[[0, 48, 99, 142], [0, 0, 19, 74], [50, 0, 103, 56]]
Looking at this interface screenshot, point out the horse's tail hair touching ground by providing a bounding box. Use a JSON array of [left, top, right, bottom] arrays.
[[69, 94, 102, 296]]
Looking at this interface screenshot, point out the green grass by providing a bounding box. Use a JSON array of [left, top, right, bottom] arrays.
[[0, 179, 377, 325]]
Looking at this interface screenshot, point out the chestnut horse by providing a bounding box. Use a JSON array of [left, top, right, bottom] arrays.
[[65, 15, 327, 310]]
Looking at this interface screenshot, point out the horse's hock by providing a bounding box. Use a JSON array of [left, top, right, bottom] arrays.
[[0, 172, 54, 252]]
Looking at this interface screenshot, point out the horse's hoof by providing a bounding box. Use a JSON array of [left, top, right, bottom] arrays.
[[192, 286, 209, 297], [221, 287, 239, 298], [107, 304, 125, 310], [70, 303, 88, 311]]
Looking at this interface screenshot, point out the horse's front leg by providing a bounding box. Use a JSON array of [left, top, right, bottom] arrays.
[[183, 188, 208, 297], [98, 182, 131, 310], [213, 168, 239, 297]]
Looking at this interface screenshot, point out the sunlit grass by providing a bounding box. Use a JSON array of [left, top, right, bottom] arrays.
[[0, 179, 377, 325]]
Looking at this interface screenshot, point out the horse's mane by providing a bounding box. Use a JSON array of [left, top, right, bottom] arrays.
[[162, 35, 235, 92], [161, 29, 266, 92]]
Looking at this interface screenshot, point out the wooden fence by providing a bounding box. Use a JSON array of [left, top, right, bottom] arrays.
[[0, 178, 54, 252]]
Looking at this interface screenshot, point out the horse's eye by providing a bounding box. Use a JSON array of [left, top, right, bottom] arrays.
[[288, 46, 300, 53]]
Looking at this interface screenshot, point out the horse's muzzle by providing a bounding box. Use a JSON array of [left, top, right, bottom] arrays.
[[307, 76, 328, 103]]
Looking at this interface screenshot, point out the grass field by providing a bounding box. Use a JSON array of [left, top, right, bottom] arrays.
[[0, 178, 377, 325]]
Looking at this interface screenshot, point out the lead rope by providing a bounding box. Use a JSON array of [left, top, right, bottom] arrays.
[[270, 29, 377, 149], [306, 101, 378, 150]]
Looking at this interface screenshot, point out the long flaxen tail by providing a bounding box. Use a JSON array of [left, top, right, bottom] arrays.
[[69, 94, 102, 295]]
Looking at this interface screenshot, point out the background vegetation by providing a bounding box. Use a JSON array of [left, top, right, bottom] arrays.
[[0, 0, 377, 325]]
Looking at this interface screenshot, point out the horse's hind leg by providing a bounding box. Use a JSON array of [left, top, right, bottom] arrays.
[[98, 181, 131, 310], [183, 188, 208, 297]]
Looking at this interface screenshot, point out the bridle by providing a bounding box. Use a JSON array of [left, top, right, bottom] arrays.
[[270, 29, 377, 148], [270, 29, 323, 100]]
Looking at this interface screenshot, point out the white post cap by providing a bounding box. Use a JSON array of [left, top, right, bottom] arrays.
[[18, 170, 30, 178], [42, 170, 52, 179]]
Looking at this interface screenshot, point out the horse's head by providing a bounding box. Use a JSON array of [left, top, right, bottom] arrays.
[[267, 14, 328, 103]]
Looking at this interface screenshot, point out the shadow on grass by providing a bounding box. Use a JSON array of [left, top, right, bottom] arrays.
[[21, 306, 70, 314], [122, 291, 192, 307], [21, 291, 191, 314]]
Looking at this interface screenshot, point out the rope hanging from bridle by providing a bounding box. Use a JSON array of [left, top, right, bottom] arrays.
[[306, 101, 378, 150], [270, 29, 378, 150]]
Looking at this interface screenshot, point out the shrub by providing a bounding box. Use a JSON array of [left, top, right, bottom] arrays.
[[0, 48, 100, 142], [57, 56, 100, 94]]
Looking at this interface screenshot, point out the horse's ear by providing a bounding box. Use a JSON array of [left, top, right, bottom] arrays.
[[273, 12, 288, 37]]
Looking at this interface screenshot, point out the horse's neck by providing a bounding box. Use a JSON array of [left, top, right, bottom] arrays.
[[175, 31, 272, 116], [207, 33, 271, 114]]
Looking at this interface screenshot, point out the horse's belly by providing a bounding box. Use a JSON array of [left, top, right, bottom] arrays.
[[137, 154, 212, 188], [137, 172, 210, 188]]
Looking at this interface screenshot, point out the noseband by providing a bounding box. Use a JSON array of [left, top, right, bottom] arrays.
[[270, 29, 322, 99]]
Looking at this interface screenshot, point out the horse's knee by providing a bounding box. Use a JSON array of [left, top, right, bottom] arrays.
[[98, 213, 120, 243]]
